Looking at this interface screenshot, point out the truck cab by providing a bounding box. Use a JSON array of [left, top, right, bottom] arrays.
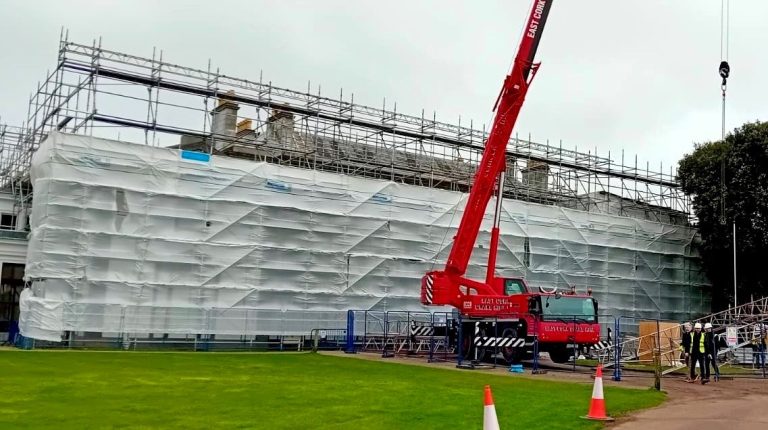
[[475, 277, 600, 364], [501, 278, 528, 295]]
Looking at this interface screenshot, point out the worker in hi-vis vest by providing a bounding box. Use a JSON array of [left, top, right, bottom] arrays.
[[688, 322, 707, 384]]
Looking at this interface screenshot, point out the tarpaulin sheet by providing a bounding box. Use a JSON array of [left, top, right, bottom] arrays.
[[19, 132, 709, 341]]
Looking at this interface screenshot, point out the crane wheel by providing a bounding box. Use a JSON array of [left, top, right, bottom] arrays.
[[501, 327, 523, 364], [548, 346, 570, 364]]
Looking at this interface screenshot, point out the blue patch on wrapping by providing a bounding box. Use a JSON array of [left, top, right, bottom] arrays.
[[181, 150, 210, 163], [266, 179, 291, 192], [371, 193, 392, 203]]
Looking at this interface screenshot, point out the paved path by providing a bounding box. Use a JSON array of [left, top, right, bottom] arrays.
[[612, 377, 768, 430]]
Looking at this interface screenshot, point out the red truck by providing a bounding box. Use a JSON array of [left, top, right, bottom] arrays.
[[420, 0, 600, 364]]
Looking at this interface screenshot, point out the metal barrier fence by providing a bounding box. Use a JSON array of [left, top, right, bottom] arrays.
[[344, 310, 456, 362], [595, 316, 698, 383], [13, 307, 349, 351], [310, 329, 348, 352], [600, 314, 768, 382], [18, 331, 324, 352], [16, 305, 760, 386]]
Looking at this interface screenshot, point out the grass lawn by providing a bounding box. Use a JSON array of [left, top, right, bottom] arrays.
[[0, 351, 665, 429]]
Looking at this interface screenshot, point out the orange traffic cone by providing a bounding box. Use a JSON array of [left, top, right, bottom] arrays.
[[582, 364, 614, 421], [483, 385, 500, 430]]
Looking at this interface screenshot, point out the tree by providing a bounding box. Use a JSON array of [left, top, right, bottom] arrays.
[[678, 121, 768, 311]]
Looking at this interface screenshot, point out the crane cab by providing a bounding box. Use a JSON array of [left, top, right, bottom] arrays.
[[498, 277, 530, 296]]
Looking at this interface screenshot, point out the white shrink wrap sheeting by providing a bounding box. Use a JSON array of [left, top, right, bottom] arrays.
[[19, 132, 709, 341]]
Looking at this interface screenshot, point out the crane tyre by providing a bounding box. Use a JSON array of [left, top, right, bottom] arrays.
[[548, 346, 570, 364], [501, 327, 523, 364]]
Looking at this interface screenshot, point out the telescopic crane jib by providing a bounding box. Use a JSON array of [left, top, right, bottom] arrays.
[[422, 0, 554, 312], [420, 0, 600, 365]]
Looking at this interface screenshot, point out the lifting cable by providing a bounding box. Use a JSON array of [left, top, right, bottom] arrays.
[[719, 0, 738, 308], [719, 0, 730, 224]]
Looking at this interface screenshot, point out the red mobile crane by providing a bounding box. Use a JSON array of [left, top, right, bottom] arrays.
[[420, 0, 600, 364]]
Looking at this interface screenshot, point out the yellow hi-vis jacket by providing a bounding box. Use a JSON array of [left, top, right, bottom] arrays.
[[688, 332, 705, 354]]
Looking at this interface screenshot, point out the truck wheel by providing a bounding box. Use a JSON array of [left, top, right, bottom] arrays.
[[461, 325, 490, 362], [501, 328, 522, 364], [467, 340, 491, 362], [548, 347, 570, 364]]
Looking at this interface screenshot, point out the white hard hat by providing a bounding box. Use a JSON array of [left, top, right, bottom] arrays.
[[704, 322, 712, 329], [694, 322, 702, 329]]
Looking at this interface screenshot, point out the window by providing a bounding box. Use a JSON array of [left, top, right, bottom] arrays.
[[0, 263, 25, 331], [504, 279, 526, 295], [0, 214, 17, 230], [1, 263, 25, 280], [542, 297, 597, 322]]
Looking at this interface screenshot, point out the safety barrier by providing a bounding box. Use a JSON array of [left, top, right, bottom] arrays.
[[594, 316, 698, 383], [310, 328, 348, 352], [24, 332, 320, 352], [26, 301, 761, 387], [15, 307, 348, 351], [455, 314, 505, 369], [598, 298, 768, 381], [344, 310, 456, 361]]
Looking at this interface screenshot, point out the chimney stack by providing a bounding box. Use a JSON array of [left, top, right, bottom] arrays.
[[211, 90, 239, 151], [266, 110, 295, 146], [522, 159, 549, 192]]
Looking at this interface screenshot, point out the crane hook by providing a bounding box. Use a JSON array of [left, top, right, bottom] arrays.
[[719, 60, 730, 86]]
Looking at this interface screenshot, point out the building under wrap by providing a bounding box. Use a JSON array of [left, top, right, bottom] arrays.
[[18, 132, 710, 341]]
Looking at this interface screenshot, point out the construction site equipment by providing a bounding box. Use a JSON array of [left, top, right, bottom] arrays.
[[310, 328, 347, 352], [582, 364, 613, 421], [420, 0, 600, 364], [344, 310, 455, 361], [596, 296, 768, 380], [483, 385, 500, 430]]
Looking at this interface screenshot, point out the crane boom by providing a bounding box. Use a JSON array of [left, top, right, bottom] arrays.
[[420, 1, 601, 363], [421, 0, 556, 313], [445, 0, 553, 277]]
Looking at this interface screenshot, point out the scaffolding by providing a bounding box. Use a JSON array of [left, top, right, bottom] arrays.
[[1, 33, 691, 224], [0, 124, 31, 218]]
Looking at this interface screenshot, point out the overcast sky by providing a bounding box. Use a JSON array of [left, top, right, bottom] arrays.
[[1, 0, 766, 174]]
